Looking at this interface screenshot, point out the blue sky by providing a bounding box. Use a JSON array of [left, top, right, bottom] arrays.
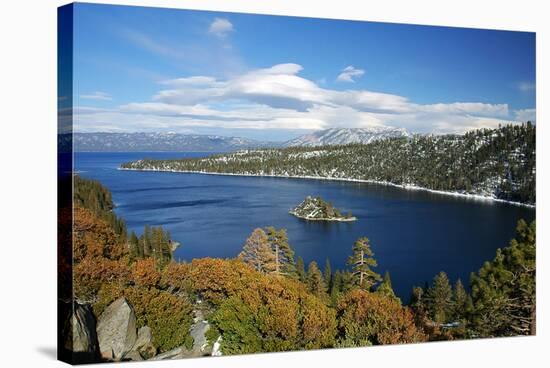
[[72, 3, 536, 141]]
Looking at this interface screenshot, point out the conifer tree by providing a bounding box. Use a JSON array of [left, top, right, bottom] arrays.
[[324, 258, 332, 291], [330, 270, 342, 306], [296, 256, 306, 282], [265, 227, 296, 276], [239, 228, 274, 274], [129, 231, 140, 260], [452, 279, 471, 321], [471, 219, 536, 336], [307, 261, 326, 298], [378, 271, 400, 304], [142, 224, 152, 257], [427, 271, 453, 324], [347, 237, 381, 290]]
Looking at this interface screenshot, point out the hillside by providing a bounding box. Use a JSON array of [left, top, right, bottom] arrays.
[[121, 123, 536, 205], [284, 127, 409, 147]]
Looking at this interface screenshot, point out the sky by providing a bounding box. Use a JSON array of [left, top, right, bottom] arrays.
[[71, 3, 536, 141]]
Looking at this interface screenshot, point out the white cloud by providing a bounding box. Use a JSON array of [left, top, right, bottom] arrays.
[[336, 65, 365, 83], [514, 108, 536, 122], [80, 91, 112, 101], [74, 63, 531, 136], [209, 18, 234, 38], [518, 81, 536, 92]]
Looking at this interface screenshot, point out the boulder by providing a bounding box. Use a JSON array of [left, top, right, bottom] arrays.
[[150, 346, 190, 360], [133, 326, 156, 359], [122, 350, 143, 362], [211, 336, 223, 357], [97, 297, 137, 360], [63, 302, 100, 363]]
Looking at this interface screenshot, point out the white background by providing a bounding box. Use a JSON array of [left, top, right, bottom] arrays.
[[0, 0, 547, 367]]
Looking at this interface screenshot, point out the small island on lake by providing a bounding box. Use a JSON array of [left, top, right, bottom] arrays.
[[289, 196, 357, 222]]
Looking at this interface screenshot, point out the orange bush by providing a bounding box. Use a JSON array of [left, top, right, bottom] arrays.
[[336, 289, 426, 346], [73, 206, 127, 262], [160, 262, 193, 293], [132, 258, 161, 288]]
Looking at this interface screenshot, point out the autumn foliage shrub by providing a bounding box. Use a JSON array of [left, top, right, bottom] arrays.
[[94, 283, 194, 352], [131, 258, 161, 288], [73, 207, 130, 300], [160, 262, 193, 294], [336, 289, 425, 346], [195, 260, 337, 354]]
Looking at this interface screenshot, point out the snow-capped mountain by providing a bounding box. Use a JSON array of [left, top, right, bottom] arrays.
[[284, 127, 410, 147], [67, 132, 279, 152]]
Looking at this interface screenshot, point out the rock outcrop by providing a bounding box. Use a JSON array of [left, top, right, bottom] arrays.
[[63, 302, 100, 363], [289, 196, 356, 221], [132, 326, 156, 359], [96, 297, 137, 360]]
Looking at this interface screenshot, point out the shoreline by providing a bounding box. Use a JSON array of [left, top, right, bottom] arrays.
[[118, 167, 536, 209], [289, 211, 358, 222]]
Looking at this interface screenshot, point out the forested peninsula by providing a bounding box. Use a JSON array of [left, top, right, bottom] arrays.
[[64, 176, 536, 363], [121, 123, 536, 206]]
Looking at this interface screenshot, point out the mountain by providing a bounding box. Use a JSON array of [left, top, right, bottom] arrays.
[[65, 132, 279, 152], [284, 127, 410, 147]]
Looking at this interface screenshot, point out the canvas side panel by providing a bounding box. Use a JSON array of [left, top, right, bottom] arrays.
[[57, 3, 74, 365]]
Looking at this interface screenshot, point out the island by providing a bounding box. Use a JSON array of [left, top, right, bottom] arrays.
[[289, 196, 357, 222]]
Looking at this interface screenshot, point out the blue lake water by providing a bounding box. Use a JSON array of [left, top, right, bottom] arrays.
[[75, 152, 536, 300]]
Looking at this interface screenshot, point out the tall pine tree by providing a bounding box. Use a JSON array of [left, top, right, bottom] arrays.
[[239, 228, 274, 274], [347, 237, 381, 290], [427, 271, 453, 324], [307, 261, 326, 298]]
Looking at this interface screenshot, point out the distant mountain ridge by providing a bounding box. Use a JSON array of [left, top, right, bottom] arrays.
[[66, 132, 278, 152], [284, 127, 410, 147]]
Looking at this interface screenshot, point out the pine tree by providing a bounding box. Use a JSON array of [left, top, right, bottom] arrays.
[[471, 219, 536, 336], [409, 286, 428, 327], [347, 237, 381, 290], [377, 271, 400, 304], [452, 279, 471, 322], [324, 258, 332, 291], [427, 271, 453, 324], [265, 227, 296, 276], [129, 231, 140, 260], [296, 256, 306, 282], [239, 228, 274, 274], [307, 261, 326, 298], [142, 224, 152, 257], [330, 270, 342, 306]]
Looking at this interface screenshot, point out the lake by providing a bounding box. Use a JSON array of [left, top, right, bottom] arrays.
[[75, 152, 535, 300]]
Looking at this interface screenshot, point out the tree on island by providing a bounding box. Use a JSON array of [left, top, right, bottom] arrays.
[[347, 237, 382, 290]]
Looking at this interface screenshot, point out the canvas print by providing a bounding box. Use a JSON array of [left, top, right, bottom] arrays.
[[58, 2, 536, 364]]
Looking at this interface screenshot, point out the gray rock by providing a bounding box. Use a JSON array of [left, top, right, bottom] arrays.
[[133, 326, 156, 359], [150, 346, 190, 360], [97, 297, 137, 360], [122, 350, 143, 362], [211, 336, 223, 356], [64, 302, 100, 358], [190, 309, 210, 355]]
